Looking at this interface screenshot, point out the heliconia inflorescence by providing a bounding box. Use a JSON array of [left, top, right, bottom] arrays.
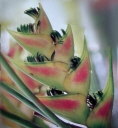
[[1, 3, 114, 128]]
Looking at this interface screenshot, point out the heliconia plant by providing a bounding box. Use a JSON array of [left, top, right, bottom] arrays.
[[0, 3, 114, 128]]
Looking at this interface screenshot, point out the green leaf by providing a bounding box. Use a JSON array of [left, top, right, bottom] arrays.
[[0, 81, 51, 122]]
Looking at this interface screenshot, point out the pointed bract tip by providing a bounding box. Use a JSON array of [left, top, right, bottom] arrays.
[[80, 36, 88, 60], [66, 24, 72, 33]]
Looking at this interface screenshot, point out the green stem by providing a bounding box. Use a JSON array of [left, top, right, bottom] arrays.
[[0, 81, 53, 123], [0, 53, 70, 128], [0, 108, 41, 128]]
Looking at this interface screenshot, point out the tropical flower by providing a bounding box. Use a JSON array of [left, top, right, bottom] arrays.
[[0, 3, 114, 128]]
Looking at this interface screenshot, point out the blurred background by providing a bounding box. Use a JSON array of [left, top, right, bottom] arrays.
[[0, 0, 118, 127]]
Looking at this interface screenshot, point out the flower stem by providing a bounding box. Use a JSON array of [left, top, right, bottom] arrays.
[[0, 108, 41, 128]]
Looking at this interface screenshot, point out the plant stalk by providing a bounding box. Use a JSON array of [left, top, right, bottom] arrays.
[[0, 108, 41, 128]]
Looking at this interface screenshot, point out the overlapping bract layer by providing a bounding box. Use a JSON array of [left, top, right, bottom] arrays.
[[7, 37, 90, 95]]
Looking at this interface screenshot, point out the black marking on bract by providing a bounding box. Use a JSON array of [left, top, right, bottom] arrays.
[[47, 87, 65, 96], [86, 91, 103, 110], [50, 32, 56, 43], [93, 90, 103, 99], [70, 56, 81, 69], [86, 94, 97, 109], [97, 90, 103, 97], [36, 52, 44, 62], [50, 30, 64, 44], [51, 51, 55, 61], [54, 30, 62, 39], [17, 27, 21, 32], [30, 73, 33, 75], [37, 7, 40, 12], [37, 20, 41, 30], [29, 23, 34, 33]]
